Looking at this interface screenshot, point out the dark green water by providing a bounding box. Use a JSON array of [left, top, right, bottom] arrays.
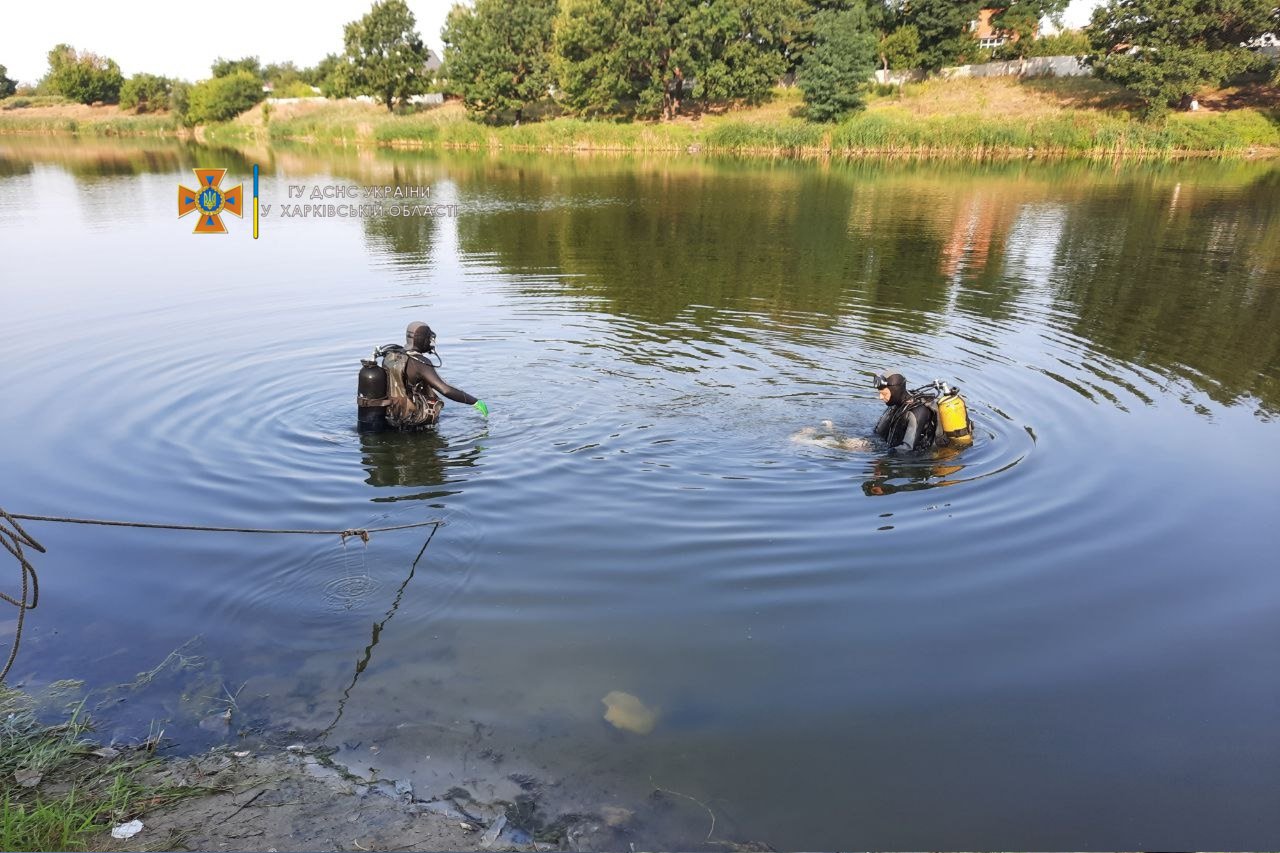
[[1, 139, 1278, 848]]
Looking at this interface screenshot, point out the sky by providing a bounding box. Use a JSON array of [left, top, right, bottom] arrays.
[[0, 0, 1104, 85]]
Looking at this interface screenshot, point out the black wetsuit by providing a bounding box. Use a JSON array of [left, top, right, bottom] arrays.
[[405, 355, 477, 406], [358, 349, 478, 432], [874, 400, 937, 452]]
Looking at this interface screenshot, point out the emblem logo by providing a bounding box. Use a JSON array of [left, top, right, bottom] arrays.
[[178, 169, 244, 234]]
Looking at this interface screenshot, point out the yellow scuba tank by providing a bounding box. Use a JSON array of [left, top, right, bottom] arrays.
[[937, 385, 973, 446]]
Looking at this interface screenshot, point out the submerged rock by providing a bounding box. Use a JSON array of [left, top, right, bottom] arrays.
[[602, 690, 659, 735]]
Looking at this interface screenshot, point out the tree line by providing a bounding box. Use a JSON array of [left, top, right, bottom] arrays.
[[437, 0, 1280, 121], [3, 0, 1277, 124], [0, 1, 437, 123]]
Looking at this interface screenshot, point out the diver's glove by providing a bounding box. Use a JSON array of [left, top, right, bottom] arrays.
[[473, 400, 490, 417]]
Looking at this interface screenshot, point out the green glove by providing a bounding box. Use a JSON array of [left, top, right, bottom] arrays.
[[473, 400, 489, 417]]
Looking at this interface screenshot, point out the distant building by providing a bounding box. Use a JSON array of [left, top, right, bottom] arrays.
[[424, 49, 442, 74], [970, 8, 1036, 51]]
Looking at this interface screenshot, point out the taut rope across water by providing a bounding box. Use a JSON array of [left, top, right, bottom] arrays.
[[0, 507, 444, 682]]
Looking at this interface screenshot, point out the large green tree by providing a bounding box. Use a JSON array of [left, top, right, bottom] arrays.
[[905, 0, 982, 70], [555, 0, 804, 119], [786, 0, 893, 73], [44, 44, 124, 104], [442, 0, 558, 123], [555, 0, 694, 118], [798, 6, 878, 120], [1088, 0, 1277, 117], [0, 65, 16, 98], [343, 0, 431, 111], [686, 0, 800, 105]]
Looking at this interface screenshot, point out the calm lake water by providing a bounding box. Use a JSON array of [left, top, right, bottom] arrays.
[[1, 139, 1278, 849]]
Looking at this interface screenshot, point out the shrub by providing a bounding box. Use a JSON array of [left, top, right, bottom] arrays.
[[184, 71, 264, 125], [118, 73, 171, 112], [270, 80, 319, 98]]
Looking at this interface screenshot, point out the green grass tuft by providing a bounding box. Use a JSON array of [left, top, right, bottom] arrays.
[[0, 687, 204, 852]]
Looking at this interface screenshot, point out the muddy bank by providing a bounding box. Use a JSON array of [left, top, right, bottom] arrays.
[[96, 743, 750, 852]]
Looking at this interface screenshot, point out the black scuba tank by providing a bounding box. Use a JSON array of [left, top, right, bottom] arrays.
[[357, 357, 390, 431]]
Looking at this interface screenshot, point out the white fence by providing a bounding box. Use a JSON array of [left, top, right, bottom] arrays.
[[943, 55, 1090, 78], [874, 54, 1089, 85], [349, 93, 445, 106], [873, 47, 1278, 86]]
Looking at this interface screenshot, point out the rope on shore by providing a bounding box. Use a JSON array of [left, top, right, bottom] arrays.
[[0, 509, 44, 684], [0, 507, 445, 683]]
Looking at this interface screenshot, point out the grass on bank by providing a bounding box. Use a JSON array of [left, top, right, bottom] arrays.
[[0, 687, 203, 852], [6, 77, 1280, 156], [0, 98, 178, 136], [233, 77, 1280, 157]]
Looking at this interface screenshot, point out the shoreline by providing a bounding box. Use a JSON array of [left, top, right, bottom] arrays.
[[0, 691, 713, 853], [99, 744, 633, 853], [4, 119, 1274, 162], [4, 78, 1279, 161]]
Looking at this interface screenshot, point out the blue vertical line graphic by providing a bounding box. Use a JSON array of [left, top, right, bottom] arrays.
[[253, 164, 260, 240]]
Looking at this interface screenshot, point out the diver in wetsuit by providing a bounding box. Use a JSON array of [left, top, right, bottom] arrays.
[[873, 372, 939, 452], [356, 321, 488, 432]]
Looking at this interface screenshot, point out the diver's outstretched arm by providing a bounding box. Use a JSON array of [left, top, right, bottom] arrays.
[[407, 357, 483, 408]]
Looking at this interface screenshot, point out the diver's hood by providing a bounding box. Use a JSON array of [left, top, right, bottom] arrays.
[[885, 373, 907, 406], [406, 321, 435, 353]]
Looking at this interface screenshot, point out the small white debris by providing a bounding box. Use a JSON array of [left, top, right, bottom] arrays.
[[233, 750, 251, 758], [111, 819, 144, 839], [286, 744, 306, 753]]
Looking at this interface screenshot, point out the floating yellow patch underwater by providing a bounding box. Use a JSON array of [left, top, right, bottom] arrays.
[[602, 690, 659, 735]]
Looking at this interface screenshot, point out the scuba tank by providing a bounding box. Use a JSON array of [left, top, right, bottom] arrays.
[[935, 382, 973, 446], [356, 351, 391, 431]]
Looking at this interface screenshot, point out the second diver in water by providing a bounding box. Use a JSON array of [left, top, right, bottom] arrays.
[[873, 371, 973, 452], [357, 321, 489, 432]]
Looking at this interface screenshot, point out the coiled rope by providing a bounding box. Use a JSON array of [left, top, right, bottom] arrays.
[[0, 510, 44, 685], [0, 508, 444, 683]]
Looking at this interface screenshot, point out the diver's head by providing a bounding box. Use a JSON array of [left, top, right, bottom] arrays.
[[874, 371, 908, 406], [406, 321, 436, 353]]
